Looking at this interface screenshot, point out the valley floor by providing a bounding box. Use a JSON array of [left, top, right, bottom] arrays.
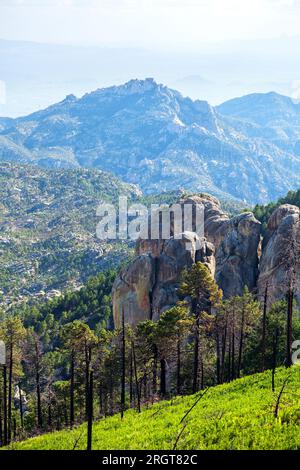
[[5, 366, 300, 451]]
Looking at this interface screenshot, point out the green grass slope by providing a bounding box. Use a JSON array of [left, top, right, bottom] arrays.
[[6, 366, 300, 451]]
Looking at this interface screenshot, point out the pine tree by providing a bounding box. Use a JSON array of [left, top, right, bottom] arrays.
[[179, 262, 222, 392]]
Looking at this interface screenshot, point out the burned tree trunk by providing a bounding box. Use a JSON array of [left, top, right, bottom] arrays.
[[160, 358, 167, 397], [120, 309, 126, 419], [286, 287, 294, 368], [261, 282, 268, 372], [70, 351, 75, 427]]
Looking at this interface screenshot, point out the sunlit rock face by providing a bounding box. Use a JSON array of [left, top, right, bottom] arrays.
[[178, 194, 230, 250], [113, 195, 212, 327], [216, 212, 261, 298], [258, 204, 300, 306], [112, 231, 214, 328], [112, 194, 262, 328], [112, 254, 155, 328]]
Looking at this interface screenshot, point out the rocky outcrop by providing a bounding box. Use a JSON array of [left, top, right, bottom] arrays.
[[113, 196, 300, 328], [178, 194, 230, 250], [258, 204, 300, 306], [113, 232, 213, 328], [112, 255, 155, 328], [216, 212, 261, 298], [112, 194, 262, 327]]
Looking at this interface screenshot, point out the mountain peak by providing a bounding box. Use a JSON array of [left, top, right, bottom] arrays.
[[64, 93, 77, 103], [121, 78, 160, 94], [85, 78, 163, 100]]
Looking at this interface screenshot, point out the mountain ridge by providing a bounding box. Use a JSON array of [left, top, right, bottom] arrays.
[[1, 79, 300, 204]]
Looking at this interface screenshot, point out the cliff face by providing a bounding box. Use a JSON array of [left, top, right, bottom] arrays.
[[112, 196, 299, 328], [112, 232, 213, 327], [215, 212, 261, 298], [258, 204, 300, 306]]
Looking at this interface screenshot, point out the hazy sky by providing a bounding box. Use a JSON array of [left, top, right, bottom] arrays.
[[1, 0, 300, 116], [1, 0, 300, 50]]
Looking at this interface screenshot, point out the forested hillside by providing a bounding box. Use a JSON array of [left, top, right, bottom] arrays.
[[0, 163, 139, 308], [1, 262, 299, 448]]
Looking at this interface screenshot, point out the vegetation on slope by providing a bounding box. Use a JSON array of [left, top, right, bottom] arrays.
[[21, 269, 117, 333], [1, 265, 299, 449], [0, 162, 138, 308], [253, 188, 300, 232], [6, 366, 300, 451]]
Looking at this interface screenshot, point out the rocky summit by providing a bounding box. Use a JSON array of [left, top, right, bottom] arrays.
[[1, 79, 300, 204], [112, 194, 299, 328]]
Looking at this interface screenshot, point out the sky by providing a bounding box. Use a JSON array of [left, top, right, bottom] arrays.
[[1, 0, 300, 116], [1, 0, 300, 50]]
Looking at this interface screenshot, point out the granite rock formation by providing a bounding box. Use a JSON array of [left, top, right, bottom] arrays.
[[258, 204, 300, 306], [113, 195, 300, 328], [112, 195, 262, 327], [112, 232, 215, 328], [215, 212, 261, 298]]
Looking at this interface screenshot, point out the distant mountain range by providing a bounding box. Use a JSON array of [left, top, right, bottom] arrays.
[[1, 78, 300, 203]]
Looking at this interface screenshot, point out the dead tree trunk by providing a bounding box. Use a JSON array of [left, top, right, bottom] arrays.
[[152, 344, 158, 397], [177, 332, 181, 395], [272, 327, 279, 392], [216, 331, 221, 385], [192, 314, 200, 393], [2, 365, 7, 446], [84, 344, 91, 420], [70, 351, 75, 427], [221, 319, 228, 383], [18, 384, 24, 429], [35, 342, 43, 429], [231, 311, 235, 380], [121, 310, 126, 419], [286, 288, 294, 368], [160, 358, 167, 397], [7, 343, 13, 443], [237, 307, 245, 378], [261, 282, 268, 372], [131, 341, 140, 413], [87, 370, 93, 451]]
